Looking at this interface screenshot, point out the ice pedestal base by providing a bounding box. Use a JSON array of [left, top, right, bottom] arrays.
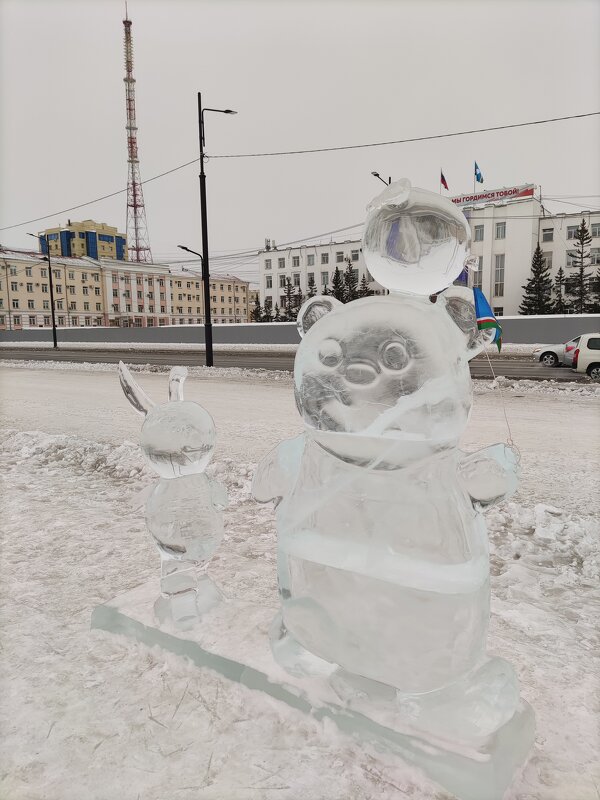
[[91, 582, 534, 800]]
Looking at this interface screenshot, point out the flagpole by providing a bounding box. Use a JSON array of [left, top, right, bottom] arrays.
[[440, 167, 442, 195], [473, 161, 476, 195]]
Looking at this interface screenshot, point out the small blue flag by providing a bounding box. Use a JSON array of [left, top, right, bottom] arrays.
[[473, 287, 502, 351], [474, 161, 484, 184]]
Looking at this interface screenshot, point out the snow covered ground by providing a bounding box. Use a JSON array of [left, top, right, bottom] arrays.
[[0, 340, 542, 357], [1, 365, 599, 800]]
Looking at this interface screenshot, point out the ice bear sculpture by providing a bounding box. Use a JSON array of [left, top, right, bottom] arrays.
[[253, 181, 530, 752], [119, 362, 227, 628]]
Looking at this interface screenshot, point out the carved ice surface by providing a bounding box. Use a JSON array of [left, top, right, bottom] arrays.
[[253, 181, 534, 798], [119, 362, 227, 628], [363, 179, 470, 295]]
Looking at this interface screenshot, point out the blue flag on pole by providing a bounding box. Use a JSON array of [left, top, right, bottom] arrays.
[[473, 287, 502, 351], [474, 161, 484, 183]]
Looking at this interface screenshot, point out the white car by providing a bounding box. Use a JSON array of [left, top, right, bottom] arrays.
[[532, 337, 580, 368], [571, 333, 600, 380]]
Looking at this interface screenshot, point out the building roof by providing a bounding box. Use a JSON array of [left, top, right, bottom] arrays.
[[0, 247, 100, 268]]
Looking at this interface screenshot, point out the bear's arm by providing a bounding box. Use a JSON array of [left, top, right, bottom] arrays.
[[252, 435, 306, 505], [458, 444, 519, 510]]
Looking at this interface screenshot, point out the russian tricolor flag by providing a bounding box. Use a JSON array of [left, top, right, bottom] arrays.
[[440, 171, 449, 191]]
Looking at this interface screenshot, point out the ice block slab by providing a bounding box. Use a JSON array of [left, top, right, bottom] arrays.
[[91, 583, 534, 800]]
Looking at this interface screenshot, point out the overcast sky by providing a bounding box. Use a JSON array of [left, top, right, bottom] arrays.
[[1, 0, 599, 283]]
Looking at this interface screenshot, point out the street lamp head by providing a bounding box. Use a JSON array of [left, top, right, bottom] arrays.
[[371, 172, 381, 178], [223, 109, 237, 115]]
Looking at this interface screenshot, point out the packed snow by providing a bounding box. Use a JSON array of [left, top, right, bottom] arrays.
[[0, 365, 599, 799]]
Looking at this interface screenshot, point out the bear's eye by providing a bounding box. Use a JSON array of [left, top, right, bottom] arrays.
[[380, 341, 409, 370], [318, 338, 343, 367]]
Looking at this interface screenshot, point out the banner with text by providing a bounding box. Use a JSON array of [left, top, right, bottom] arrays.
[[451, 184, 535, 207]]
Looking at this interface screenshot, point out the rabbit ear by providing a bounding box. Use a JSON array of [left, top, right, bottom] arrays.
[[118, 361, 155, 416], [168, 366, 188, 402]]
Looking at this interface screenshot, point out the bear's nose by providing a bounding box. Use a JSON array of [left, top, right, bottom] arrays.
[[344, 363, 377, 385]]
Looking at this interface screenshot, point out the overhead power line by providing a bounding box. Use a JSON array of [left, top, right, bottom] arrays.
[[210, 111, 600, 159], [1, 111, 598, 232]]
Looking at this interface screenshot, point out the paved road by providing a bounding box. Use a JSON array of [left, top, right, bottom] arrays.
[[0, 347, 586, 381]]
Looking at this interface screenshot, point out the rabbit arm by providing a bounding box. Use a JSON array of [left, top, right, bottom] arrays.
[[252, 435, 305, 505], [168, 367, 188, 402], [210, 479, 228, 511], [458, 444, 520, 510], [118, 361, 155, 416]]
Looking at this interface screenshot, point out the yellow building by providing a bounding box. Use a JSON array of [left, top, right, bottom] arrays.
[[0, 249, 108, 329], [40, 220, 128, 261], [0, 248, 250, 329]]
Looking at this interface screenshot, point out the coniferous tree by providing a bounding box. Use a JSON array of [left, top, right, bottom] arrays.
[[358, 273, 371, 298], [283, 278, 296, 321], [565, 218, 593, 314], [262, 302, 273, 323], [519, 243, 554, 315], [307, 273, 317, 297], [343, 258, 359, 302], [273, 303, 281, 322], [322, 284, 330, 296], [295, 287, 304, 310], [251, 296, 263, 322], [552, 267, 570, 314], [590, 267, 600, 313], [331, 266, 346, 302]]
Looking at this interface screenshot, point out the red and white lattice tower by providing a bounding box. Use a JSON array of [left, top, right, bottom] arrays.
[[123, 10, 153, 262]]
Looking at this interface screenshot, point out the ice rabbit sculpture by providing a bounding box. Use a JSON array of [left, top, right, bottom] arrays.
[[119, 363, 227, 628], [253, 181, 533, 761]]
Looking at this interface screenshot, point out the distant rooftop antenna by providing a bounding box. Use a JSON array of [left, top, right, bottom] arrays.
[[123, 8, 152, 262]]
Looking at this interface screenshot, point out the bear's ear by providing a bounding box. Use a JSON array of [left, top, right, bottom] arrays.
[[296, 296, 344, 338], [442, 286, 488, 359]]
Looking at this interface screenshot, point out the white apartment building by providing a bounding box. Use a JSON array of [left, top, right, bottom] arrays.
[[258, 186, 600, 317], [464, 195, 600, 316], [257, 240, 385, 311]]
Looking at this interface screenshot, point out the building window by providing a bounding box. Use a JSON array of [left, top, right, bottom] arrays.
[[542, 228, 554, 242], [591, 223, 600, 238], [474, 225, 484, 242], [293, 273, 300, 287], [82, 287, 88, 295], [29, 315, 36, 325], [13, 315, 21, 325], [81, 272, 87, 281], [68, 271, 75, 279], [336, 251, 344, 263], [495, 222, 506, 240], [41, 268, 47, 278], [83, 302, 89, 311], [351, 250, 359, 262], [112, 289, 118, 297], [266, 276, 272, 288], [279, 275, 286, 288], [292, 256, 300, 268], [494, 254, 505, 296], [85, 317, 91, 326], [43, 300, 49, 310], [11, 281, 18, 291], [26, 283, 33, 292], [56, 300, 63, 310], [276, 258, 285, 269], [566, 251, 577, 267], [42, 284, 48, 293], [95, 287, 101, 296], [471, 256, 483, 290], [28, 300, 35, 309], [493, 307, 504, 316], [96, 303, 102, 311], [590, 247, 600, 266], [72, 317, 78, 326], [566, 226, 578, 239], [321, 253, 329, 265], [321, 271, 329, 286], [44, 316, 50, 325], [70, 302, 76, 310], [58, 316, 65, 326], [541, 252, 553, 269], [68, 286, 75, 295], [307, 254, 315, 266], [25, 267, 32, 277]]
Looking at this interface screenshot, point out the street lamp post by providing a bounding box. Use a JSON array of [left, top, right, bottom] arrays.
[[28, 233, 57, 348], [371, 171, 391, 187], [196, 92, 237, 367]]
